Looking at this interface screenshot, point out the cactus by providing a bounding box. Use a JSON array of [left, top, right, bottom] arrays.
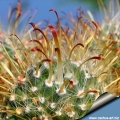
[[0, 0, 120, 120]]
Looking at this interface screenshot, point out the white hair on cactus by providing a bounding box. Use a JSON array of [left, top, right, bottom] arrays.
[[15, 107, 23, 115], [71, 60, 81, 67], [9, 94, 16, 101], [64, 72, 73, 79], [22, 94, 27, 101], [33, 70, 41, 78], [85, 72, 91, 79], [79, 104, 87, 111], [77, 89, 85, 98], [55, 110, 62, 116], [25, 106, 30, 113], [6, 116, 9, 119], [50, 102, 56, 109], [45, 79, 53, 87], [67, 111, 75, 118], [43, 62, 49, 69], [31, 86, 38, 92], [38, 97, 45, 104], [37, 107, 43, 112], [55, 80, 61, 85], [56, 88, 66, 95], [72, 79, 78, 85]]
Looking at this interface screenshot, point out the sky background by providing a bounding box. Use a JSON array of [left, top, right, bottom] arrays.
[[0, 0, 101, 31], [0, 0, 120, 119]]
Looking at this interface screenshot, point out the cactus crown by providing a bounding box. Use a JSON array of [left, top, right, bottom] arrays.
[[0, 0, 120, 120]]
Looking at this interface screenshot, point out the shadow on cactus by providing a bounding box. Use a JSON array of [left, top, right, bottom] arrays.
[[0, 0, 120, 120]]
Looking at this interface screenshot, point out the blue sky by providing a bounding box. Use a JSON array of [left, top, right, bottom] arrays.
[[0, 0, 99, 30]]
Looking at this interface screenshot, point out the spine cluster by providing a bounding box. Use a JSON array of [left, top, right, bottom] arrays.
[[0, 0, 120, 120]]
